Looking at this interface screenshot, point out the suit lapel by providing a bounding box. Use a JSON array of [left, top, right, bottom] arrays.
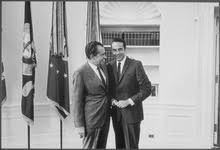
[[119, 57, 130, 83], [85, 63, 105, 89]]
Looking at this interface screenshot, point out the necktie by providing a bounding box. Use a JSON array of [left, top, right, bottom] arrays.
[[117, 62, 121, 81], [97, 67, 106, 87]]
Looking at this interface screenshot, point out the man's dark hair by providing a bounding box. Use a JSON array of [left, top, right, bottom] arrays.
[[85, 41, 103, 59], [111, 38, 126, 49]]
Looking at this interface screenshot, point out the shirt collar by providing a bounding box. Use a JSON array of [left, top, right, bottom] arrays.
[[117, 56, 127, 66], [88, 61, 98, 70]]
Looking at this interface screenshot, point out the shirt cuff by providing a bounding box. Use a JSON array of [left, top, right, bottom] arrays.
[[75, 127, 84, 133], [128, 98, 135, 106]]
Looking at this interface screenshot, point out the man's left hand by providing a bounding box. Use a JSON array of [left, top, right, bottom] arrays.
[[116, 100, 130, 108]]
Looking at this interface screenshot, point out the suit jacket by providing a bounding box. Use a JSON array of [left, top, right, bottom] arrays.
[[108, 57, 151, 124], [72, 62, 110, 130]]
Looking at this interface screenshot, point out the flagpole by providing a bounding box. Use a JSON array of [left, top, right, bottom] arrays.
[[60, 119, 63, 149], [23, 2, 35, 149], [28, 125, 30, 149], [0, 1, 2, 149]]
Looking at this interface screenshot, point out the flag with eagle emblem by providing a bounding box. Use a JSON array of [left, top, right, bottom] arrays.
[[22, 1, 36, 125]]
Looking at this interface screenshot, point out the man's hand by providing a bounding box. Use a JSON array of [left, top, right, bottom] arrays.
[[76, 127, 85, 138], [112, 99, 118, 106], [116, 100, 130, 108]]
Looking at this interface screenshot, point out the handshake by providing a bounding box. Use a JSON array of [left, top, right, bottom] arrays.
[[111, 98, 134, 108]]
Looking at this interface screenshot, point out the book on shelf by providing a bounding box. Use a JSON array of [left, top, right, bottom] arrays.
[[156, 32, 159, 45], [141, 33, 144, 46], [150, 32, 153, 45], [154, 32, 157, 45], [124, 32, 128, 45], [135, 32, 138, 46], [130, 32, 134, 45], [128, 32, 131, 45], [104, 32, 107, 45], [137, 32, 140, 46], [147, 32, 150, 46]]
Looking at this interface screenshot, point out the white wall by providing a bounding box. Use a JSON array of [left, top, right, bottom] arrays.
[[1, 1, 218, 149], [141, 3, 217, 148], [159, 3, 198, 105]]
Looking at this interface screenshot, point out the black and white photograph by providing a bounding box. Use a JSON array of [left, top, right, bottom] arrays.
[[1, 0, 219, 149]]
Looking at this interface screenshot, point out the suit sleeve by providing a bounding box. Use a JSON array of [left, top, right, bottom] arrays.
[[131, 61, 152, 104], [72, 71, 85, 128]]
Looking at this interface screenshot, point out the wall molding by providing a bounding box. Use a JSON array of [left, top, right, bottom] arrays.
[[2, 103, 58, 119], [99, 2, 161, 25], [2, 102, 197, 119]]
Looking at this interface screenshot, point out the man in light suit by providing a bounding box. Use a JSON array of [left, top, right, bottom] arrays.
[[107, 38, 152, 149], [72, 41, 110, 149]]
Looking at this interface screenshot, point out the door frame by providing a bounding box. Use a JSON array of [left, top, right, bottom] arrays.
[[213, 6, 219, 147]]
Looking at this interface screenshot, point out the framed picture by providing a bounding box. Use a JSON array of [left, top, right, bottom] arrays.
[[151, 84, 158, 97]]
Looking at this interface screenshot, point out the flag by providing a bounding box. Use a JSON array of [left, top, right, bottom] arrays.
[[0, 62, 6, 105], [47, 1, 70, 119], [86, 0, 102, 43], [22, 1, 36, 125]]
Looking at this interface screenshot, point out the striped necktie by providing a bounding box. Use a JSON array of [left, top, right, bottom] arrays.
[[97, 66, 106, 87]]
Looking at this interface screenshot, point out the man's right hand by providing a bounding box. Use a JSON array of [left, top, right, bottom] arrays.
[[75, 127, 85, 138], [112, 99, 118, 106]]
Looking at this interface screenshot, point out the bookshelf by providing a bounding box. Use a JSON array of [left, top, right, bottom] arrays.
[[101, 25, 160, 99], [101, 28, 160, 46]]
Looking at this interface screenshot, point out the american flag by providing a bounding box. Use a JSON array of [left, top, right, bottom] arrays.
[[86, 1, 102, 43], [47, 1, 70, 119]]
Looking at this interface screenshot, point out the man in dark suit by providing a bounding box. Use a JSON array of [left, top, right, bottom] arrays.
[[107, 38, 152, 149], [72, 41, 110, 149]]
